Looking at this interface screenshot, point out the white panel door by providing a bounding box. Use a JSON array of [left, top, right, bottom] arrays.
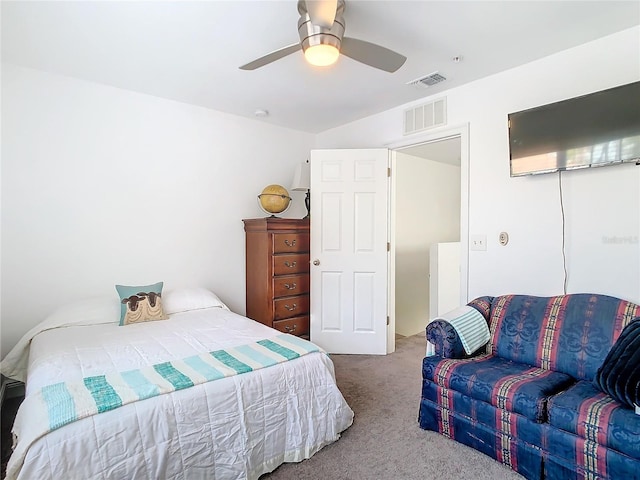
[[310, 148, 389, 354]]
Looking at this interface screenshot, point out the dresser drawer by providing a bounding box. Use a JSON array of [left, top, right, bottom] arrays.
[[273, 274, 310, 298], [272, 253, 309, 275], [273, 295, 310, 320], [273, 315, 310, 337], [273, 233, 309, 253]]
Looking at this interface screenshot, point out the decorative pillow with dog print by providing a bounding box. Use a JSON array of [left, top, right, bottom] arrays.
[[116, 282, 168, 326]]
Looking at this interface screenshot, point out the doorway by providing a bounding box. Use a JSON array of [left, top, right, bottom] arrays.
[[388, 125, 469, 352], [308, 125, 469, 355]]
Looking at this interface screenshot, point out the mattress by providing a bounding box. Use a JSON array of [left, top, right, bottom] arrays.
[[6, 306, 354, 480]]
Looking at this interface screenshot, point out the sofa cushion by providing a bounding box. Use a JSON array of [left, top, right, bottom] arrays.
[[423, 354, 574, 422], [592, 319, 640, 408], [548, 381, 640, 460], [487, 294, 640, 381], [421, 379, 546, 449]]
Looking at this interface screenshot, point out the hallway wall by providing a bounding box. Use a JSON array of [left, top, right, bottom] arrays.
[[395, 151, 460, 336]]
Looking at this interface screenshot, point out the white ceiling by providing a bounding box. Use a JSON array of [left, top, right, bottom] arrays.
[[2, 1, 639, 134]]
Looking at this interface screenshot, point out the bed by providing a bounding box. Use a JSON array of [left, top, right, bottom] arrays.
[[1, 287, 354, 480]]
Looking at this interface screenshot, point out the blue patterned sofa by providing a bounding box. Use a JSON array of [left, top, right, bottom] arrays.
[[419, 294, 640, 480]]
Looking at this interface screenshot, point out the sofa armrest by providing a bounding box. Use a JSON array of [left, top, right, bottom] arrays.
[[426, 320, 466, 358], [426, 296, 494, 359]]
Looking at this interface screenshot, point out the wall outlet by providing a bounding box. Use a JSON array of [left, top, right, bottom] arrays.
[[470, 234, 487, 251]]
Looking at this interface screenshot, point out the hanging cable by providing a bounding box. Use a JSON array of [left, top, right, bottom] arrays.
[[559, 170, 568, 294]]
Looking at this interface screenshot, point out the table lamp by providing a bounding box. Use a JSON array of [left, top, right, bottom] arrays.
[[291, 160, 311, 219]]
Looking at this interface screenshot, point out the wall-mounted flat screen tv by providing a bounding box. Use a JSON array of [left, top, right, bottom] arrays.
[[508, 81, 640, 177]]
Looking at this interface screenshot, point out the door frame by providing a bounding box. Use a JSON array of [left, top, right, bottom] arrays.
[[386, 124, 470, 354]]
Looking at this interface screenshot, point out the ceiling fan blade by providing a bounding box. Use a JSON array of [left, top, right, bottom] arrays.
[[239, 43, 301, 70], [340, 37, 407, 73], [305, 0, 337, 28]]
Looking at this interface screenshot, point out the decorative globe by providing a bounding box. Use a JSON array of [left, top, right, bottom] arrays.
[[258, 184, 291, 216]]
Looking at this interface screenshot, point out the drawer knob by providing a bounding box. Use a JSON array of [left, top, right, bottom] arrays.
[[284, 239, 297, 247], [284, 283, 297, 290], [284, 324, 297, 333], [284, 261, 297, 268], [284, 303, 297, 311]]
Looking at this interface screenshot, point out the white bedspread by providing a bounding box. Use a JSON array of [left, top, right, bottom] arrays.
[[6, 308, 354, 480]]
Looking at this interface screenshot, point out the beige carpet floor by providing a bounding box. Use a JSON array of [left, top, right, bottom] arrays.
[[262, 333, 525, 480]]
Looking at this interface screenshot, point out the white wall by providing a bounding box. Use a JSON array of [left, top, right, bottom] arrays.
[[318, 27, 640, 305], [1, 64, 314, 357], [2, 27, 639, 359], [430, 242, 461, 319], [394, 152, 460, 336]]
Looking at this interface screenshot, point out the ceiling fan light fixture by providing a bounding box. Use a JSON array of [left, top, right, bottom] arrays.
[[304, 43, 340, 66], [240, 0, 406, 73]]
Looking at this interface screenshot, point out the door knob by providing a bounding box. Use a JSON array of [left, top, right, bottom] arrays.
[[313, 259, 320, 266]]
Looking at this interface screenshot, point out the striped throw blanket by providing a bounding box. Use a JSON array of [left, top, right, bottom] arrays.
[[25, 334, 320, 435], [433, 305, 490, 355]]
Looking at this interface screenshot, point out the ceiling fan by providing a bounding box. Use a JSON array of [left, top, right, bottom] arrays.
[[239, 0, 407, 73]]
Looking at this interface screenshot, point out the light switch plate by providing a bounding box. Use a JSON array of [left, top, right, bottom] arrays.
[[470, 234, 487, 251]]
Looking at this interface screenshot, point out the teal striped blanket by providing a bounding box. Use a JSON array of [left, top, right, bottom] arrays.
[[432, 305, 490, 355], [30, 334, 320, 434]]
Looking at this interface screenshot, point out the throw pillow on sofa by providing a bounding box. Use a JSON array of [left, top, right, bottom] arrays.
[[593, 318, 640, 409]]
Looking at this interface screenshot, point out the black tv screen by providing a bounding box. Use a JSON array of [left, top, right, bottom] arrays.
[[508, 81, 640, 177]]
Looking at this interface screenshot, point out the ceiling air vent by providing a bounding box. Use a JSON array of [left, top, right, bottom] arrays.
[[407, 72, 447, 89], [403, 97, 447, 136]]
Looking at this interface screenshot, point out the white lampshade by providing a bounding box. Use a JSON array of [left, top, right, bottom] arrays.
[[291, 161, 310, 191]]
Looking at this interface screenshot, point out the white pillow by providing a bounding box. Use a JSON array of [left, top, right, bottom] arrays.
[[163, 287, 228, 314], [43, 296, 120, 327], [1, 296, 120, 382]]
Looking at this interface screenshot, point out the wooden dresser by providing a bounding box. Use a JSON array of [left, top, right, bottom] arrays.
[[243, 217, 310, 338]]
